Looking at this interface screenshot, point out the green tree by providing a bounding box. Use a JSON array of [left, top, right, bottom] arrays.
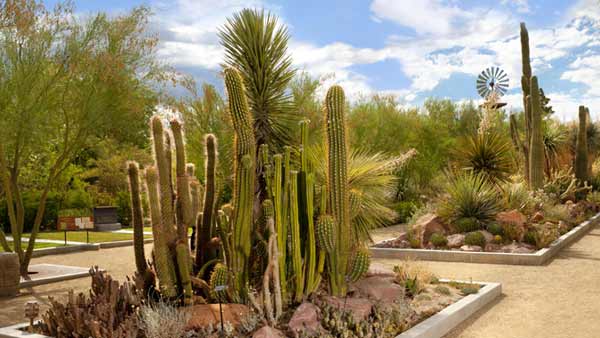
[[0, 1, 166, 275]]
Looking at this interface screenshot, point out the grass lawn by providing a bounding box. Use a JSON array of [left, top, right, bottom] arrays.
[[22, 231, 151, 243], [0, 241, 68, 252]]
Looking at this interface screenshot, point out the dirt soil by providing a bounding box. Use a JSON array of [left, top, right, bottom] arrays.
[[1, 225, 600, 337]]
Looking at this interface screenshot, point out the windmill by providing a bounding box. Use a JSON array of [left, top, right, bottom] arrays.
[[476, 66, 509, 109]]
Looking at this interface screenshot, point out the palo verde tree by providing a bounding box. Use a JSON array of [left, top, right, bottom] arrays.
[[0, 1, 167, 276]]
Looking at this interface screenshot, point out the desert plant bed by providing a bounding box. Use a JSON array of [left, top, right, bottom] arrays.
[[0, 264, 501, 338], [372, 206, 600, 265]]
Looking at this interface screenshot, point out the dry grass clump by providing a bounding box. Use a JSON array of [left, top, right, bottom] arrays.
[[140, 301, 190, 338]]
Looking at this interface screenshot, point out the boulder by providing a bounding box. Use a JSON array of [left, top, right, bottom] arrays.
[[253, 326, 286, 338], [460, 245, 482, 252], [495, 210, 526, 227], [185, 304, 249, 330], [501, 242, 536, 254], [411, 214, 449, 246], [375, 234, 410, 248], [324, 297, 373, 322], [353, 276, 404, 302], [288, 302, 322, 337], [446, 234, 465, 248]]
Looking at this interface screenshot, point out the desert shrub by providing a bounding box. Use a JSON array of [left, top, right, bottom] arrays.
[[486, 222, 504, 236], [533, 223, 560, 249], [523, 230, 536, 246], [493, 235, 503, 244], [430, 233, 447, 247], [586, 191, 600, 206], [434, 285, 451, 295], [0, 191, 60, 232], [393, 259, 435, 297], [503, 222, 526, 242], [456, 131, 513, 183], [438, 172, 502, 226], [393, 201, 418, 223], [501, 182, 530, 211], [408, 203, 436, 225], [140, 301, 190, 338], [542, 204, 570, 224], [464, 231, 486, 247], [461, 286, 479, 295], [406, 229, 421, 248], [454, 217, 482, 233]]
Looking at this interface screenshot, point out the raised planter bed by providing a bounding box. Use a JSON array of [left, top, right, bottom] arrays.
[[0, 279, 502, 338], [372, 212, 600, 265]]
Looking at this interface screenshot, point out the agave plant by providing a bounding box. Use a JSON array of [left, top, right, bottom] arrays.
[[543, 120, 569, 177], [456, 131, 513, 184], [311, 145, 417, 242], [437, 171, 502, 226]]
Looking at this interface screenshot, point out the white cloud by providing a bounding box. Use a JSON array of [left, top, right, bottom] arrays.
[[501, 0, 530, 13], [561, 55, 600, 96]]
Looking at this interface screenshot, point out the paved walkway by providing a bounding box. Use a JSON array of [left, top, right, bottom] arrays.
[[1, 226, 600, 337]]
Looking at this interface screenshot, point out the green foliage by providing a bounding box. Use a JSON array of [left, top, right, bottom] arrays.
[[437, 172, 502, 226], [454, 217, 482, 233], [457, 131, 513, 183], [219, 8, 296, 150], [392, 201, 418, 224], [430, 233, 447, 247], [529, 76, 545, 190], [434, 285, 451, 295], [464, 231, 486, 248], [501, 182, 530, 211], [461, 286, 479, 296]]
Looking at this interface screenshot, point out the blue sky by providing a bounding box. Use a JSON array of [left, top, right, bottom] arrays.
[[44, 0, 600, 120]]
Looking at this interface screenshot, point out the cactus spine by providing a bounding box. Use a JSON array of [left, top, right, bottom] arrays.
[[316, 215, 335, 253], [224, 67, 256, 297], [324, 85, 353, 296], [196, 134, 218, 272], [529, 76, 544, 190], [127, 161, 147, 276], [575, 106, 589, 182]]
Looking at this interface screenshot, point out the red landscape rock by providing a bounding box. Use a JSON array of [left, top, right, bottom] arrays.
[[531, 211, 544, 222], [353, 276, 404, 302], [496, 210, 527, 227], [288, 302, 322, 336], [185, 304, 249, 330], [411, 213, 449, 246]]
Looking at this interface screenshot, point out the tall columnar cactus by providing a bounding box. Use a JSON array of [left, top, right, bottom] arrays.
[[224, 67, 256, 296], [529, 76, 544, 190], [151, 117, 177, 247], [271, 153, 287, 299], [171, 119, 193, 241], [575, 105, 589, 183], [324, 85, 353, 296], [289, 171, 304, 303], [144, 167, 178, 298], [196, 134, 218, 273], [127, 161, 147, 276], [176, 241, 193, 305], [521, 22, 532, 185]]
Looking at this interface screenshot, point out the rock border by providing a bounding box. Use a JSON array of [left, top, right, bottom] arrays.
[[396, 279, 501, 338], [372, 212, 600, 265], [0, 280, 501, 338]]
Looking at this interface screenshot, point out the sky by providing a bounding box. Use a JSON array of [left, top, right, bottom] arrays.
[[43, 0, 600, 121]]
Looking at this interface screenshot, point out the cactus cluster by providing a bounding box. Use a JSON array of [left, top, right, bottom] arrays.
[[127, 66, 368, 308]]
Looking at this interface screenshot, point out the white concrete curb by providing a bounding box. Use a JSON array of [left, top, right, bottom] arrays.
[[397, 280, 501, 338], [372, 212, 600, 265]]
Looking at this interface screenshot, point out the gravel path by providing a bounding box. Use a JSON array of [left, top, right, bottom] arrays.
[[1, 225, 599, 338]]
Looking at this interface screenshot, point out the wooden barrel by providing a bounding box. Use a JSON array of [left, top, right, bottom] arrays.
[[0, 252, 20, 297]]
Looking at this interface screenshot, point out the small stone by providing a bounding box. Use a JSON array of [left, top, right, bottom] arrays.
[[411, 213, 449, 246], [253, 326, 286, 338], [366, 263, 395, 277], [447, 234, 465, 248], [460, 245, 482, 252]]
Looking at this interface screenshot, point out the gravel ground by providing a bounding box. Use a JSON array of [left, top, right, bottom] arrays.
[[1, 225, 599, 338]]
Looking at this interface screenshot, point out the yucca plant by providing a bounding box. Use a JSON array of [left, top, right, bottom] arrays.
[[543, 120, 569, 177], [437, 172, 502, 226], [457, 131, 513, 184], [219, 8, 296, 151], [310, 145, 416, 242]]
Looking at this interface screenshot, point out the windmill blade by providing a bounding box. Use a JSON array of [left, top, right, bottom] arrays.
[[492, 67, 499, 79], [479, 72, 489, 81]]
